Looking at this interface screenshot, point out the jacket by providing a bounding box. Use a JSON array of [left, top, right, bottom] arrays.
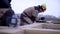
[[20, 7, 40, 25]]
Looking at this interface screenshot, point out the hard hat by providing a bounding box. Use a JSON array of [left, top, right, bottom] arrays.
[[41, 3, 46, 9]]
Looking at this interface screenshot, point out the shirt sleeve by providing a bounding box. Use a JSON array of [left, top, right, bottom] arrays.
[[31, 10, 38, 21]]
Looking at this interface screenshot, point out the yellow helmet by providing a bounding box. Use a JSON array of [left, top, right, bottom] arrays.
[[41, 3, 46, 9]]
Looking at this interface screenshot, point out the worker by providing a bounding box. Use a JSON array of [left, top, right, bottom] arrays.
[[0, 0, 15, 26], [20, 4, 46, 26]]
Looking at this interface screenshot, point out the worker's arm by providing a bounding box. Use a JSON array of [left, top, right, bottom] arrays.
[[31, 10, 38, 21], [35, 16, 40, 22]]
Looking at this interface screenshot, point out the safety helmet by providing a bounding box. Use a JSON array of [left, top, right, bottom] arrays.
[[41, 3, 46, 10]]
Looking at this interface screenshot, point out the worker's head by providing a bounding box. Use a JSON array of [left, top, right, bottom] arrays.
[[37, 4, 46, 13]]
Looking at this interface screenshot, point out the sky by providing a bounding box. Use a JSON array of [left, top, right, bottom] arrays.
[[11, 0, 60, 18]]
